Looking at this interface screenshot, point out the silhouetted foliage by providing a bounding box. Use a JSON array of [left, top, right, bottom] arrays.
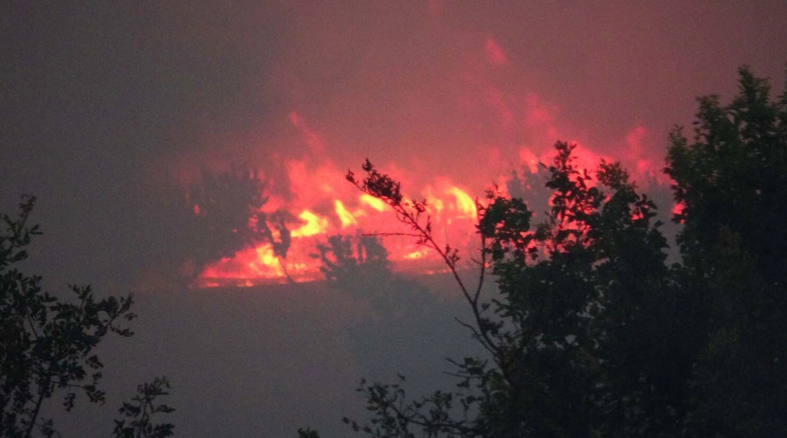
[[183, 163, 291, 279], [297, 428, 320, 438], [316, 234, 391, 288], [302, 67, 787, 438], [112, 377, 175, 438], [316, 234, 472, 385], [667, 67, 787, 284], [344, 142, 676, 438], [0, 196, 174, 438], [665, 66, 787, 437]]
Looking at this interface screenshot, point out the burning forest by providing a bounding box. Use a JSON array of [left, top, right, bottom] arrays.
[[185, 122, 672, 288]]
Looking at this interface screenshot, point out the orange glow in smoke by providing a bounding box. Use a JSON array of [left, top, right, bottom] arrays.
[[251, 244, 285, 277], [291, 210, 329, 238], [446, 186, 476, 218], [403, 248, 429, 260], [334, 200, 357, 228], [359, 194, 387, 212], [190, 32, 671, 289]]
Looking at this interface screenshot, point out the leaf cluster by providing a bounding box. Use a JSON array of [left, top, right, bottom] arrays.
[[112, 377, 175, 438], [1, 196, 137, 438]]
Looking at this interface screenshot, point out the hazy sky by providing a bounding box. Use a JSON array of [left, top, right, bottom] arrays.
[[2, 2, 787, 437]]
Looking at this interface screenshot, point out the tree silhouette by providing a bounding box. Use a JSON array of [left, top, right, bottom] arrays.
[[665, 66, 787, 437], [343, 142, 677, 437], [181, 163, 291, 280], [0, 196, 174, 438], [316, 234, 391, 288], [112, 377, 175, 438], [316, 234, 471, 385], [667, 67, 787, 284]]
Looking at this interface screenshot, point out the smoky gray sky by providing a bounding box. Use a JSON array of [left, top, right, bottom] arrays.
[[2, 2, 787, 437]]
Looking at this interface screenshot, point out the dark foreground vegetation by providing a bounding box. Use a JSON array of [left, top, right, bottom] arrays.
[[0, 196, 175, 438]]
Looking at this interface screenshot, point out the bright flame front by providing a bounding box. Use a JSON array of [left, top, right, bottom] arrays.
[[193, 163, 482, 288]]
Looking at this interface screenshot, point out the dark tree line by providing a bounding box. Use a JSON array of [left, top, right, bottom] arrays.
[[319, 67, 787, 438]]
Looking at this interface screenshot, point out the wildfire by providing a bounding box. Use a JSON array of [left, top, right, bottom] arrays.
[[193, 162, 483, 288], [188, 32, 670, 289], [359, 194, 386, 212], [191, 142, 670, 288], [291, 210, 329, 238]]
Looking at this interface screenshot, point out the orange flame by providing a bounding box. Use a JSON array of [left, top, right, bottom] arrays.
[[291, 210, 329, 238], [359, 194, 387, 212], [334, 200, 357, 228], [446, 186, 476, 218]]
